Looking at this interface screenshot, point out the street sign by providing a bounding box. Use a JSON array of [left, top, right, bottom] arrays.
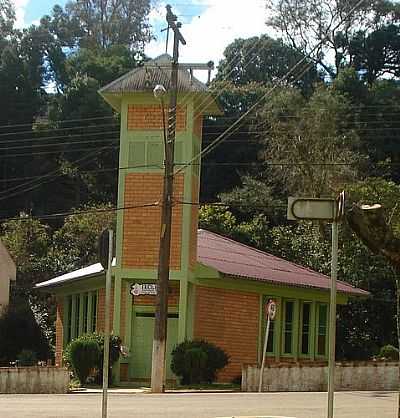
[[266, 300, 277, 320], [130, 283, 158, 296], [287, 197, 337, 221]]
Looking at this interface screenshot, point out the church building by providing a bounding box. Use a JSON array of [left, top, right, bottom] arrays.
[[36, 55, 368, 384]]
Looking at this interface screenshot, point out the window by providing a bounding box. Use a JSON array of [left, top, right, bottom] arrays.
[[92, 292, 97, 333], [66, 296, 72, 343], [64, 291, 98, 345], [283, 301, 294, 354], [317, 304, 328, 356], [74, 295, 80, 338], [266, 321, 275, 353], [301, 302, 311, 355], [83, 293, 89, 334]]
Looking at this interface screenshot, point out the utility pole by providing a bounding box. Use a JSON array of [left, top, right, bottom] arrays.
[[151, 4, 186, 394]]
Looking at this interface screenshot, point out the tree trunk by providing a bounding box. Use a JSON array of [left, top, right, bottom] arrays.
[[346, 204, 400, 268]]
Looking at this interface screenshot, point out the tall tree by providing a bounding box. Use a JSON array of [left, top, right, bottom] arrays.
[[62, 0, 152, 49], [259, 85, 364, 197], [216, 35, 320, 92], [266, 0, 399, 78]]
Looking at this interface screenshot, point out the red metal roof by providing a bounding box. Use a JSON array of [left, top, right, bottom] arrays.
[[197, 229, 368, 296]]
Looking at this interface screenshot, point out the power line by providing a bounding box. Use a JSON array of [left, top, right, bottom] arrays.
[[175, 0, 369, 175], [0, 145, 119, 160], [0, 147, 114, 200]]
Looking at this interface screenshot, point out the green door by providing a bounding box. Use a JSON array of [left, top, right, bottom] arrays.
[[130, 312, 178, 380]]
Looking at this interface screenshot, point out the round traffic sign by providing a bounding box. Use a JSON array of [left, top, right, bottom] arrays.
[[266, 300, 277, 320]]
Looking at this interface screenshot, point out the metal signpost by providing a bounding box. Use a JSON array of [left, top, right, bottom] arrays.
[[98, 229, 114, 418], [258, 299, 277, 392], [287, 192, 345, 418]]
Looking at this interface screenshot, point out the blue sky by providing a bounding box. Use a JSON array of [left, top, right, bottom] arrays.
[[15, 0, 269, 76], [25, 0, 67, 23]]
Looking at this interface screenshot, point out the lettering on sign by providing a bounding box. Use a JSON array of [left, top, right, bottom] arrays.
[[130, 283, 158, 296]]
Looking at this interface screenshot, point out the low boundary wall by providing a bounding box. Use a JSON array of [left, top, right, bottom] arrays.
[[0, 367, 70, 394], [242, 362, 399, 392]]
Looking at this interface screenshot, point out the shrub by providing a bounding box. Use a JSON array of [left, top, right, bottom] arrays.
[[64, 333, 122, 385], [171, 340, 229, 385], [0, 299, 51, 366], [379, 344, 399, 360], [16, 349, 37, 366], [67, 336, 101, 385]]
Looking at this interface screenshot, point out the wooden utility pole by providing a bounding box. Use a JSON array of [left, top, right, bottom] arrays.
[[151, 4, 186, 394]]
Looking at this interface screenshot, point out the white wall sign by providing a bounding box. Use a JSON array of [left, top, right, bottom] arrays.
[[130, 283, 158, 296]]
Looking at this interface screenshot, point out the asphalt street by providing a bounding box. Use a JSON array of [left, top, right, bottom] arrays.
[[0, 391, 396, 418]]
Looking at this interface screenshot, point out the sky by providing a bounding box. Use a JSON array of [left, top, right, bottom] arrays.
[[13, 0, 270, 78]]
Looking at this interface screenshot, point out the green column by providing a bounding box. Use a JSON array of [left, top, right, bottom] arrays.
[[257, 294, 263, 364], [178, 279, 188, 342], [293, 299, 300, 360], [78, 294, 84, 336], [112, 276, 122, 384], [310, 300, 316, 360]]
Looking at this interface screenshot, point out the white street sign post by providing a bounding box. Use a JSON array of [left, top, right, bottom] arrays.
[[98, 229, 114, 418], [258, 299, 277, 392], [287, 192, 344, 418]]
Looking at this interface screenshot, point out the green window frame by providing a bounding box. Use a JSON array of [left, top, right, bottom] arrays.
[[317, 303, 328, 356], [300, 302, 311, 356], [283, 300, 294, 355], [64, 291, 98, 345]]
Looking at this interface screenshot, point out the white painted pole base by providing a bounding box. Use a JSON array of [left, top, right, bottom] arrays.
[[151, 338, 167, 393]]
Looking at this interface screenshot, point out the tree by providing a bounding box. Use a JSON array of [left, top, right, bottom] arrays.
[[216, 35, 320, 92], [61, 0, 152, 50], [259, 85, 364, 197], [266, 0, 399, 78], [0, 0, 15, 39], [349, 24, 400, 84]]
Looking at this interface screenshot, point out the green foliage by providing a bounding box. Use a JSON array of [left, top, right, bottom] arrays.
[[64, 333, 122, 385], [66, 336, 101, 384], [171, 340, 229, 385], [16, 349, 37, 367], [0, 299, 51, 366], [216, 35, 320, 91], [62, 0, 152, 49], [379, 344, 399, 360], [261, 85, 364, 197]]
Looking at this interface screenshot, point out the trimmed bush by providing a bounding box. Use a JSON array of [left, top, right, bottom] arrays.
[[64, 333, 122, 385], [67, 336, 101, 385], [379, 344, 399, 360], [171, 340, 229, 385]]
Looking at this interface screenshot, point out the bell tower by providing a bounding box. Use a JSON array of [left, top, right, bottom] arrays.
[[99, 54, 220, 347]]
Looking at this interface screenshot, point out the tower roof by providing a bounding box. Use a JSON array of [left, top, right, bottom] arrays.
[[99, 54, 221, 114]]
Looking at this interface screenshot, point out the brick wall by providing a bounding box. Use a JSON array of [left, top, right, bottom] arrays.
[[132, 283, 180, 307], [55, 298, 64, 367], [127, 105, 187, 131], [97, 287, 115, 333], [122, 173, 184, 270], [194, 286, 260, 382]]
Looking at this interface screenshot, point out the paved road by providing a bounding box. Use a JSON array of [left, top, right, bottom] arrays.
[[0, 391, 396, 418]]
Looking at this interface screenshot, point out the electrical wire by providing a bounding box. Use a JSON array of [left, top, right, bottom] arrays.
[[175, 0, 369, 175]]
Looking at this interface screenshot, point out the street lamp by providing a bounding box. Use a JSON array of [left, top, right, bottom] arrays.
[[153, 84, 168, 156]]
